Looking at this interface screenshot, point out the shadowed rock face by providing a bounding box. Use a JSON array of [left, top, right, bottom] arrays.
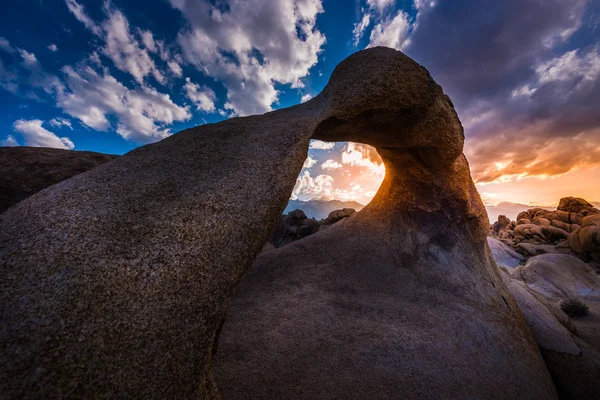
[[0, 147, 117, 213], [213, 49, 557, 399], [0, 48, 555, 399]]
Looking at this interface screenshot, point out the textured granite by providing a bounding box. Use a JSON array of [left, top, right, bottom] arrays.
[[213, 48, 557, 399], [0, 98, 316, 397], [1, 47, 557, 399], [0, 146, 117, 213]]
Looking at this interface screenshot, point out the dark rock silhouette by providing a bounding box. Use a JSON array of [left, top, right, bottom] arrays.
[[269, 209, 321, 248], [284, 199, 364, 220], [213, 48, 556, 399], [0, 47, 556, 399], [0, 146, 117, 213]]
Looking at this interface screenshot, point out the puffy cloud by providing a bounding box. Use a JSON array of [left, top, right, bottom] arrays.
[[340, 142, 385, 176], [367, 10, 411, 50], [0, 37, 15, 54], [183, 77, 216, 112], [49, 117, 73, 129], [300, 93, 313, 103], [170, 0, 326, 116], [168, 60, 183, 77], [57, 64, 190, 143], [334, 183, 365, 201], [48, 44, 58, 52], [303, 155, 317, 169], [290, 170, 334, 200], [101, 7, 166, 84], [352, 12, 371, 45], [13, 119, 75, 149], [18, 49, 38, 66], [321, 159, 342, 170], [1, 135, 19, 147], [309, 139, 335, 150], [66, 0, 166, 85], [367, 0, 395, 12]]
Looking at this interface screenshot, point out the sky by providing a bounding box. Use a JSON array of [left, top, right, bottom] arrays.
[[1, 0, 599, 208]]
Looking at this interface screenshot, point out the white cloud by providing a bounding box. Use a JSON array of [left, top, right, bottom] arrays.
[[168, 60, 183, 77], [18, 49, 38, 66], [301, 93, 312, 103], [535, 46, 600, 85], [57, 64, 190, 143], [290, 170, 334, 201], [49, 117, 73, 129], [102, 6, 165, 84], [321, 159, 342, 170], [170, 0, 326, 116], [184, 77, 216, 112], [0, 37, 15, 53], [13, 119, 75, 149], [367, 0, 395, 13], [368, 9, 412, 50], [309, 139, 335, 150], [353, 12, 371, 46], [65, 0, 102, 36], [303, 155, 317, 169], [66, 0, 165, 85], [48, 43, 58, 52], [1, 135, 19, 147], [334, 182, 364, 201], [341, 142, 385, 176]]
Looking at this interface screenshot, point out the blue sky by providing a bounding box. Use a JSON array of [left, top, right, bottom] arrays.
[[1, 0, 600, 206]]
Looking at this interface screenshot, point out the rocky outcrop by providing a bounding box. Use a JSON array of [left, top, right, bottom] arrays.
[[0, 146, 117, 213], [506, 255, 600, 400], [269, 209, 321, 248], [212, 48, 556, 399], [0, 47, 557, 399], [488, 236, 525, 269], [489, 198, 600, 264], [269, 208, 356, 248], [558, 197, 600, 216]]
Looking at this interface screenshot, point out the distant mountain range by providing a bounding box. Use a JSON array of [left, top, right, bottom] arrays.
[[284, 199, 365, 220], [485, 201, 558, 223]]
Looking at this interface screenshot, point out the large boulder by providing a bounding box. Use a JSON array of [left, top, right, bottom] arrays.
[[488, 236, 525, 269], [558, 197, 600, 216], [0, 146, 117, 213], [213, 48, 556, 399], [568, 214, 600, 263], [509, 255, 600, 400], [269, 209, 321, 248]]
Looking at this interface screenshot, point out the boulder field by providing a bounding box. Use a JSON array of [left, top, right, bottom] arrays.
[[1, 48, 557, 398], [490, 197, 600, 267]]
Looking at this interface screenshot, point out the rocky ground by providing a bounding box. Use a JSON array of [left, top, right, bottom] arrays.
[[489, 197, 600, 274]]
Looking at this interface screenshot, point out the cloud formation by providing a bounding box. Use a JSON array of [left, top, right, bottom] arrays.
[[169, 0, 326, 116], [57, 64, 190, 142], [12, 119, 74, 149]]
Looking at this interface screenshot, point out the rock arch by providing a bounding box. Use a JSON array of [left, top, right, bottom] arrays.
[[0, 48, 555, 399]]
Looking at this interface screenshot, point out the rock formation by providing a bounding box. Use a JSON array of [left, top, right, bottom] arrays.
[[0, 146, 117, 213], [269, 209, 321, 248], [212, 48, 556, 399], [489, 198, 600, 265], [1, 47, 557, 399], [502, 255, 600, 400], [269, 208, 355, 248]]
